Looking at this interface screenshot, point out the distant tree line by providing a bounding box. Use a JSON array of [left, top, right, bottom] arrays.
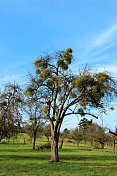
[[60, 118, 113, 149]]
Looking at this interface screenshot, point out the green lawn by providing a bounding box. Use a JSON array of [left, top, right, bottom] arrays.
[[0, 142, 117, 176]]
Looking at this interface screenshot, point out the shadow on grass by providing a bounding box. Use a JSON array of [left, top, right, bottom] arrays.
[[0, 151, 51, 161], [60, 153, 117, 162], [59, 147, 93, 153], [1, 151, 117, 163], [0, 143, 117, 165]]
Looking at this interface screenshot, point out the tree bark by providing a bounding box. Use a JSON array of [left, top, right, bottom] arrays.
[[51, 133, 59, 162]]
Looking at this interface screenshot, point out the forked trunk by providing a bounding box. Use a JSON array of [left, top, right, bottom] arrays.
[[51, 133, 59, 162]]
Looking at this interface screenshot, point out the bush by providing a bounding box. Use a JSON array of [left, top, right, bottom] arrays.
[[36, 142, 51, 150]]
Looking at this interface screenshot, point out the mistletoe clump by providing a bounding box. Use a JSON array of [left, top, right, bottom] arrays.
[[40, 69, 51, 79], [57, 48, 73, 70], [34, 59, 48, 68]]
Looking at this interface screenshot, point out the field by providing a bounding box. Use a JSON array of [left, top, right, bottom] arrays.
[[0, 141, 117, 176]]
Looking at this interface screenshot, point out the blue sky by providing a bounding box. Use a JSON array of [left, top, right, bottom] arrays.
[[0, 0, 117, 130]]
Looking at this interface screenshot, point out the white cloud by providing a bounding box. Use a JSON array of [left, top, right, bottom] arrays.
[[92, 24, 117, 48], [81, 23, 117, 57], [76, 23, 117, 71]]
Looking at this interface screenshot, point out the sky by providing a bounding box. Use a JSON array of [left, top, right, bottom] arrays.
[[0, 0, 117, 130]]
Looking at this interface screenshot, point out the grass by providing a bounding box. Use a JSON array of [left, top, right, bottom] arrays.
[[0, 141, 117, 176]]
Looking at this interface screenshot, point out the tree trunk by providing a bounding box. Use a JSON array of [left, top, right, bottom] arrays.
[[76, 140, 79, 147], [45, 135, 49, 142], [51, 133, 59, 162], [90, 140, 93, 146], [113, 141, 116, 154], [84, 140, 87, 144], [100, 143, 104, 149], [33, 131, 37, 149], [59, 139, 64, 149]]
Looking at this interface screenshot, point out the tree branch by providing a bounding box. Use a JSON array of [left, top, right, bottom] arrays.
[[64, 112, 98, 119]]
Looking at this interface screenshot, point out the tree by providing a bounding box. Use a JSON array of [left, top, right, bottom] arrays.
[[78, 118, 92, 144], [59, 128, 71, 149], [109, 129, 117, 153], [24, 84, 45, 149], [0, 83, 23, 141], [71, 127, 83, 146], [88, 123, 107, 149], [26, 48, 117, 162]]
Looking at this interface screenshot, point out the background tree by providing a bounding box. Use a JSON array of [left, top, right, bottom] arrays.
[[24, 86, 45, 149], [59, 128, 71, 149], [70, 127, 83, 146], [109, 128, 117, 153], [26, 48, 117, 162], [78, 118, 92, 144], [87, 123, 107, 149], [0, 83, 23, 141]]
